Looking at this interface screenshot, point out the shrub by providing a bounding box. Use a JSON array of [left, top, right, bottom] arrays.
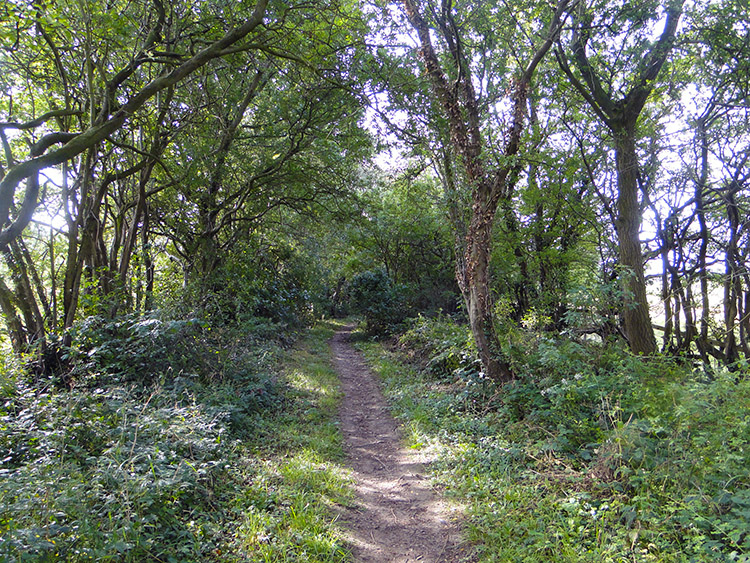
[[348, 269, 406, 335], [65, 313, 205, 386], [398, 313, 475, 378], [0, 381, 237, 561], [376, 313, 750, 562]]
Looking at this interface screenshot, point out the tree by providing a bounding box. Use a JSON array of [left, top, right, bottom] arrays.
[[344, 170, 457, 312], [0, 0, 373, 358], [0, 0, 269, 248], [555, 0, 685, 355], [395, 0, 573, 382], [0, 0, 270, 355], [150, 1, 372, 289]]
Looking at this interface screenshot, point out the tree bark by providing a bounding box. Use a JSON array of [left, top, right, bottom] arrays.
[[724, 188, 740, 364], [0, 275, 27, 353], [460, 187, 511, 381], [2, 243, 46, 347], [613, 129, 656, 355], [142, 202, 155, 312]]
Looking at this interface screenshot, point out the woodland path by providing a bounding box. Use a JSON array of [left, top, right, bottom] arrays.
[[330, 327, 470, 562]]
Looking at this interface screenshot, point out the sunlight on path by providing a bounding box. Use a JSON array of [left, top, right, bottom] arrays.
[[330, 328, 469, 563]]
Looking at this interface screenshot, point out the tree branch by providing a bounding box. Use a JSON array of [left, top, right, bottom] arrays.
[[0, 0, 269, 249], [623, 0, 684, 121]]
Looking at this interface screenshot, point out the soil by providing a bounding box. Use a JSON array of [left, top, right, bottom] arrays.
[[330, 327, 472, 563]]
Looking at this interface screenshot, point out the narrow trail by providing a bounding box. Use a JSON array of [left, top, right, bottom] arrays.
[[330, 327, 469, 563]]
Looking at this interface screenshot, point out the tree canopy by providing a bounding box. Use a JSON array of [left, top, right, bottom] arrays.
[[0, 0, 748, 374]]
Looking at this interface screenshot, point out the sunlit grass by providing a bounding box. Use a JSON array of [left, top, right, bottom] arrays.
[[233, 322, 353, 561]]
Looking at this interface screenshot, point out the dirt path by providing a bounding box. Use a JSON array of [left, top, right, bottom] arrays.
[[330, 327, 469, 563]]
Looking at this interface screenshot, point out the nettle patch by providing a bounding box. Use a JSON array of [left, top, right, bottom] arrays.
[[0, 382, 233, 560]]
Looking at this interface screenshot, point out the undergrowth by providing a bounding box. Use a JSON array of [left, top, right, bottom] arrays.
[[0, 317, 351, 562], [358, 314, 750, 563]]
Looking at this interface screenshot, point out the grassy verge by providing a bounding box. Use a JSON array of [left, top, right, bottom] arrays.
[[356, 327, 750, 563], [0, 320, 352, 562], [234, 321, 353, 562]]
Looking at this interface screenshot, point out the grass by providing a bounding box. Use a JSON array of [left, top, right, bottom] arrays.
[[355, 332, 750, 563], [234, 320, 354, 562], [0, 320, 354, 562]]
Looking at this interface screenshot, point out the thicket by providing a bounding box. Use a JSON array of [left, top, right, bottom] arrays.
[[346, 269, 406, 335], [362, 313, 750, 562], [0, 312, 351, 562]]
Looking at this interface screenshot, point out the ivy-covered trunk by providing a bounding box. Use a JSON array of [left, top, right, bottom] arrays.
[[459, 201, 513, 382]]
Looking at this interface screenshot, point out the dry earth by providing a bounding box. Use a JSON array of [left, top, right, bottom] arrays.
[[330, 327, 472, 563]]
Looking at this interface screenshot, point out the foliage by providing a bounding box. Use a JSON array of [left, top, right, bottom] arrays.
[[172, 235, 317, 331], [341, 171, 458, 314], [347, 269, 406, 335], [1, 0, 750, 559], [64, 314, 205, 385], [399, 314, 476, 380], [0, 321, 352, 562], [0, 0, 373, 368], [359, 315, 750, 562]]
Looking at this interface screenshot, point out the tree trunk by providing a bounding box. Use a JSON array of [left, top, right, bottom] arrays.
[[659, 222, 673, 351], [401, 0, 570, 383], [114, 160, 155, 312], [142, 203, 155, 312], [2, 243, 45, 345], [724, 189, 740, 364], [691, 119, 712, 360], [613, 129, 656, 355], [742, 287, 750, 357], [17, 238, 51, 322], [0, 275, 27, 353], [459, 195, 513, 382], [557, 0, 682, 356]]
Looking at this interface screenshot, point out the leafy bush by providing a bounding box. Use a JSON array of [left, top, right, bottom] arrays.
[[0, 381, 238, 561], [0, 309, 293, 562], [364, 314, 750, 562], [348, 269, 406, 335], [563, 279, 626, 341], [66, 313, 205, 385], [598, 368, 750, 559], [398, 313, 475, 379], [163, 236, 318, 330]]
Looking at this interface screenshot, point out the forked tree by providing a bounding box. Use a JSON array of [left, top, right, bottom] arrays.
[[555, 0, 685, 355], [399, 0, 573, 381]]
